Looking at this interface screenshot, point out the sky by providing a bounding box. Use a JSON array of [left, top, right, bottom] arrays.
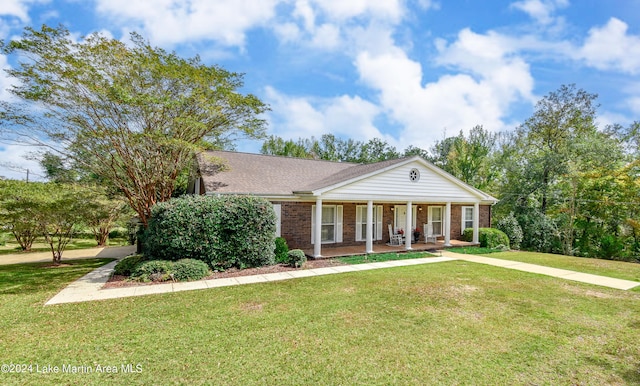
[[0, 0, 639, 180]]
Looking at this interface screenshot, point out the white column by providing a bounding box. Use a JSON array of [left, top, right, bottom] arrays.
[[444, 202, 452, 247], [314, 197, 323, 258], [473, 202, 480, 244], [366, 200, 374, 254], [405, 201, 412, 250]]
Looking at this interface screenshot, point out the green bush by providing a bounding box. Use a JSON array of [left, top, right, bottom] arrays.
[[143, 195, 276, 269], [462, 228, 510, 249], [113, 254, 145, 276], [108, 227, 128, 240], [173, 259, 210, 281], [288, 249, 307, 268], [274, 237, 289, 264], [0, 233, 6, 246], [133, 260, 175, 282], [496, 212, 523, 250]]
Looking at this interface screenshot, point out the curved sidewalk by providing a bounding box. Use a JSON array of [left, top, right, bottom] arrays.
[[440, 251, 640, 291]]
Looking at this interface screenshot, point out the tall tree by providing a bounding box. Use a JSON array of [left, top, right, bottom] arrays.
[[509, 84, 599, 214], [1, 25, 268, 225]]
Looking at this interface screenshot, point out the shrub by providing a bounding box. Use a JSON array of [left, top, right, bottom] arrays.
[[274, 237, 289, 264], [143, 195, 276, 269], [113, 254, 145, 276], [133, 260, 175, 282], [463, 228, 510, 249], [288, 249, 307, 268], [173, 259, 210, 281], [496, 212, 523, 250]]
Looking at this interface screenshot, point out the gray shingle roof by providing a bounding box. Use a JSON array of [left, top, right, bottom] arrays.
[[198, 151, 413, 196], [198, 151, 358, 195]]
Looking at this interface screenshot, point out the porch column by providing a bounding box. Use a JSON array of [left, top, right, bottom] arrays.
[[314, 197, 323, 258], [366, 200, 374, 254], [405, 201, 412, 250], [473, 202, 480, 244], [444, 202, 452, 247]]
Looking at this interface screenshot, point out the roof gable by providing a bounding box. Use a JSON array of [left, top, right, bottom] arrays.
[[309, 157, 496, 203]]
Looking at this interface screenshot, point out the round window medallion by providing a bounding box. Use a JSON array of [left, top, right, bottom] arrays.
[[409, 168, 420, 182]]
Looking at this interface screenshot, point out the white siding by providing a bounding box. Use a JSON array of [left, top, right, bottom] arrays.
[[320, 161, 482, 202]]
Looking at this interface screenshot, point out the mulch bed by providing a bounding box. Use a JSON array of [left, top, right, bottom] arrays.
[[103, 258, 347, 289]]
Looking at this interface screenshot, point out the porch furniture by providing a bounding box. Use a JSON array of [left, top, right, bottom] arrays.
[[424, 223, 437, 244], [388, 224, 403, 246]]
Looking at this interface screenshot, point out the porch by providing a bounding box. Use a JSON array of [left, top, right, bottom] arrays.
[[304, 239, 477, 258]]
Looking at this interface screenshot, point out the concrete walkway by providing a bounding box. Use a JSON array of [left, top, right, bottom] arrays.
[[0, 245, 137, 265], [44, 250, 640, 305], [441, 251, 640, 290], [45, 256, 457, 305]]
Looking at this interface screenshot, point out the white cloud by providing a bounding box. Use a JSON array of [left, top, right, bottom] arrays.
[[577, 18, 640, 74], [0, 0, 34, 22], [94, 0, 281, 47], [311, 0, 405, 23], [510, 0, 568, 25], [264, 86, 386, 143], [354, 27, 535, 149]]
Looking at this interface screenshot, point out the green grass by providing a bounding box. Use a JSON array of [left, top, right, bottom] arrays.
[[482, 251, 640, 285], [337, 251, 435, 264], [1, 257, 640, 385], [447, 246, 503, 255]]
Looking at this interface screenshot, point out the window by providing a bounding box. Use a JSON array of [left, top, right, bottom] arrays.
[[311, 205, 343, 244], [356, 205, 383, 241], [462, 206, 474, 231], [428, 206, 443, 236], [321, 206, 336, 243], [409, 168, 420, 182]]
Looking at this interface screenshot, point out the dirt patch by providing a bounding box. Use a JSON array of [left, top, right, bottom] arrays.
[[43, 263, 73, 268], [103, 258, 347, 289]]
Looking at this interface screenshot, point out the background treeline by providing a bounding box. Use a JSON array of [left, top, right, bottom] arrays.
[[261, 85, 640, 262]]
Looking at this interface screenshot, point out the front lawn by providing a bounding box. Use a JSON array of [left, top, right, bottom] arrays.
[[1, 258, 639, 385], [483, 251, 640, 284], [337, 251, 435, 265]]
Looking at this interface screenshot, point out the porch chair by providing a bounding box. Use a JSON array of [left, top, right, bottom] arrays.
[[424, 223, 437, 244], [388, 224, 403, 246]]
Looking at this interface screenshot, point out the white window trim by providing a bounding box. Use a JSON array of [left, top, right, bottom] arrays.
[[356, 205, 383, 241], [462, 206, 475, 232], [311, 205, 343, 244]]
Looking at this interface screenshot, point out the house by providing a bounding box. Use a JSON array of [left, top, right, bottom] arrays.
[[190, 150, 497, 257]]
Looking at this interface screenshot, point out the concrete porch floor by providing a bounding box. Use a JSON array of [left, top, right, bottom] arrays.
[[304, 239, 476, 258]]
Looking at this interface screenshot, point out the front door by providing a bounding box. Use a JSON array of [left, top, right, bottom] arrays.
[[394, 205, 417, 233]]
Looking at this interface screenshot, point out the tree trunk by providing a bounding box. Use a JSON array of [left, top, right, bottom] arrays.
[[52, 250, 62, 265]]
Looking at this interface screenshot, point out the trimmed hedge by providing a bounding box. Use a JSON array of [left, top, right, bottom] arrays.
[[133, 260, 175, 282], [113, 254, 145, 276], [143, 195, 276, 269], [462, 228, 510, 249], [174, 259, 210, 281], [288, 249, 307, 268]]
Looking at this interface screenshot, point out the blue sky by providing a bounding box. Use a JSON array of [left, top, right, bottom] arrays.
[[1, 0, 639, 180]]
